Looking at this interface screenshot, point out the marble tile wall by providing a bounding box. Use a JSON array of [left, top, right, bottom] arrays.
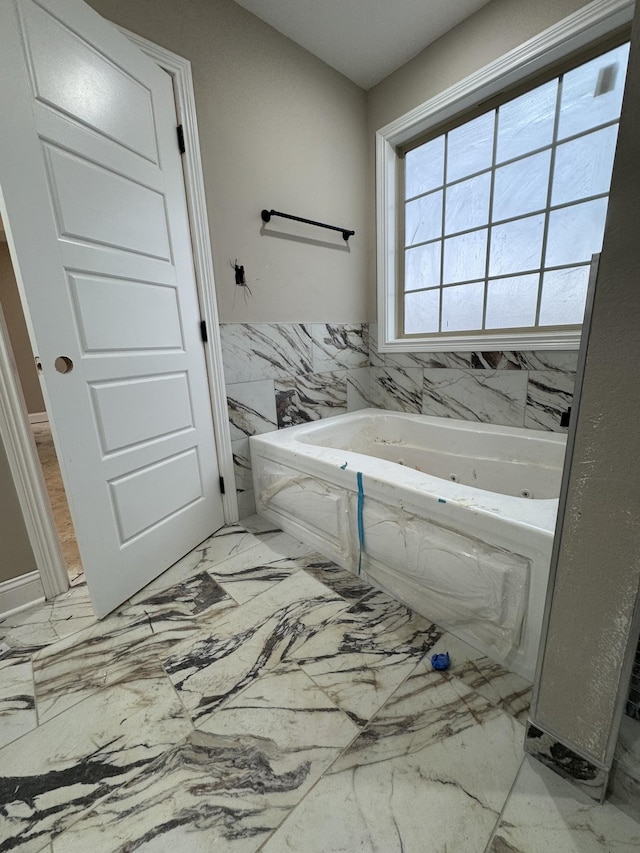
[[221, 323, 370, 515], [368, 323, 578, 433], [220, 321, 578, 516]]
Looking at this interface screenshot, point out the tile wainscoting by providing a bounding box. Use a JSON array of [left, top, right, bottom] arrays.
[[220, 322, 578, 515], [221, 323, 370, 516]]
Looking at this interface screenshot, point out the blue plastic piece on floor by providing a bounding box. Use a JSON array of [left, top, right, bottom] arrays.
[[431, 652, 450, 671]]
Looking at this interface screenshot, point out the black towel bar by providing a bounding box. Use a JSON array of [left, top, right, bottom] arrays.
[[261, 209, 354, 242]]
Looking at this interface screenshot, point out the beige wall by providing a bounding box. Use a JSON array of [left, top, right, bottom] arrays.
[[0, 244, 39, 583], [0, 242, 45, 415], [0, 433, 36, 583], [367, 0, 594, 133], [87, 0, 369, 324], [534, 5, 640, 765]]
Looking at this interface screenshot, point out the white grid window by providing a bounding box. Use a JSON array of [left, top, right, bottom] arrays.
[[402, 42, 629, 338]]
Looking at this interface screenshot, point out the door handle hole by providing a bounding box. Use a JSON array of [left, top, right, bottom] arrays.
[[54, 356, 74, 374]]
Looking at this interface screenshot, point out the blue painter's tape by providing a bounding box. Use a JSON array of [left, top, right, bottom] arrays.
[[438, 498, 446, 503], [357, 471, 364, 576]]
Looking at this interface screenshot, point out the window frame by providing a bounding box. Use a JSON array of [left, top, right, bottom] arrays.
[[376, 0, 634, 353]]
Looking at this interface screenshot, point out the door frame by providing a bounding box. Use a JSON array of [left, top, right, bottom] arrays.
[[0, 24, 238, 602]]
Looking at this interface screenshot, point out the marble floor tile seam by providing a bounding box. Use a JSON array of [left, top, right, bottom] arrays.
[[155, 533, 317, 605], [33, 572, 243, 672], [0, 598, 96, 654], [258, 707, 527, 853], [482, 754, 526, 853], [328, 649, 527, 764], [47, 720, 203, 853], [1, 659, 196, 760], [45, 657, 363, 851], [0, 672, 197, 853], [1, 666, 180, 764], [250, 700, 374, 853], [30, 607, 214, 733]]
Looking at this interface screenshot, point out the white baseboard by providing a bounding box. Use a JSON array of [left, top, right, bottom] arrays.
[[0, 570, 45, 619], [28, 412, 48, 424]]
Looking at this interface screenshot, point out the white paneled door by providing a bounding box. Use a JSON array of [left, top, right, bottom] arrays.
[[0, 0, 225, 616]]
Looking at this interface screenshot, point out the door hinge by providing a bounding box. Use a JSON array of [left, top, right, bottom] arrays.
[[219, 476, 226, 495], [200, 320, 208, 343], [176, 124, 186, 154]]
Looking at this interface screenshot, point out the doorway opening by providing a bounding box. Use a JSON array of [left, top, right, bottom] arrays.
[[0, 219, 82, 584]]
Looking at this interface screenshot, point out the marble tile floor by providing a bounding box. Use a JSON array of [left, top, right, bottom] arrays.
[[1, 515, 639, 852]]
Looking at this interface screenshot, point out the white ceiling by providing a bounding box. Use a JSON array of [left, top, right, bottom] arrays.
[[233, 0, 493, 89]]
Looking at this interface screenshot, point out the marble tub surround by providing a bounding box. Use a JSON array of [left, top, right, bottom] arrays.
[[2, 516, 638, 852], [221, 322, 369, 514], [525, 368, 576, 431], [275, 369, 348, 427], [368, 322, 577, 433], [221, 320, 577, 515], [220, 322, 367, 385], [471, 349, 579, 372], [220, 323, 314, 384], [422, 367, 529, 426], [346, 365, 370, 411], [369, 365, 423, 412], [310, 322, 368, 371]]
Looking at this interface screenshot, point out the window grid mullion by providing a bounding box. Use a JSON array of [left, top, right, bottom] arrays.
[[404, 189, 610, 253], [535, 73, 565, 327], [439, 134, 448, 333], [482, 109, 500, 331], [403, 115, 620, 206], [404, 259, 592, 296]]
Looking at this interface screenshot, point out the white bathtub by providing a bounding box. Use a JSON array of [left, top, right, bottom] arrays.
[[250, 409, 566, 680]]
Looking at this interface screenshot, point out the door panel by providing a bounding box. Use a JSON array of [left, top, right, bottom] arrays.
[[90, 373, 193, 453], [21, 0, 158, 161], [69, 275, 183, 352], [44, 146, 172, 259], [0, 0, 225, 616], [110, 449, 203, 543]]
